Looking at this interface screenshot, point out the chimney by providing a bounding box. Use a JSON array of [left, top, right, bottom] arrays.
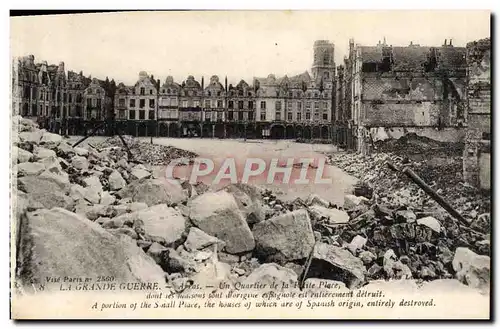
[[225, 76, 228, 92], [383, 37, 386, 45], [449, 39, 453, 46], [201, 76, 204, 90], [444, 39, 447, 46]]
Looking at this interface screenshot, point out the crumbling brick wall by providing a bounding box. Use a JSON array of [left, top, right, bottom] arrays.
[[361, 74, 466, 127], [463, 38, 491, 189]]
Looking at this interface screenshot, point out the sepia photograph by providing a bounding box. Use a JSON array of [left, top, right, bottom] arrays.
[[9, 10, 491, 320]]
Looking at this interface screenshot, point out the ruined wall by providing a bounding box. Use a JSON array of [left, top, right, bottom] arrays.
[[463, 38, 491, 190], [360, 75, 466, 127], [363, 102, 440, 126], [370, 126, 465, 143]]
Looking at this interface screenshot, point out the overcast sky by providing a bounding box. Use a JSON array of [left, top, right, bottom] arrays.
[[10, 11, 490, 86]]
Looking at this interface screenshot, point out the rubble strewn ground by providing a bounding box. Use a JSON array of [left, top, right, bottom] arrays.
[[12, 117, 490, 297], [95, 135, 198, 166]]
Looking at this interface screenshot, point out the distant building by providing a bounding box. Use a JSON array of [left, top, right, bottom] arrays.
[[14, 40, 335, 139], [12, 54, 113, 135]]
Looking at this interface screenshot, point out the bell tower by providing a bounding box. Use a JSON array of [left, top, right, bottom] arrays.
[[312, 40, 335, 82]]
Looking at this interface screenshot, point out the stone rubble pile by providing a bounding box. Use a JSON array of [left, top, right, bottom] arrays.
[[12, 116, 489, 297], [95, 135, 198, 166]]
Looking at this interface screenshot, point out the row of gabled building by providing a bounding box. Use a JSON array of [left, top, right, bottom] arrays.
[[11, 55, 115, 130], [12, 40, 336, 139]]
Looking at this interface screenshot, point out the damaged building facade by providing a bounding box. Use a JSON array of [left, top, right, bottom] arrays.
[[463, 38, 491, 190], [333, 37, 491, 190], [334, 38, 468, 154]]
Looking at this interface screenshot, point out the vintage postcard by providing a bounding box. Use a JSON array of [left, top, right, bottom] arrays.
[[9, 10, 491, 320]]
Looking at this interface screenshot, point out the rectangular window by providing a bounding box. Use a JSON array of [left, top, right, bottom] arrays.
[[139, 99, 145, 108], [205, 100, 211, 108], [287, 112, 293, 121], [119, 109, 125, 119], [150, 89, 153, 95], [228, 111, 234, 120], [287, 101, 292, 109], [276, 112, 281, 120], [129, 110, 136, 119], [248, 101, 254, 109], [275, 101, 281, 110], [238, 101, 244, 109], [149, 99, 155, 108], [92, 98, 97, 107], [119, 98, 125, 107], [96, 98, 102, 108], [297, 102, 302, 110], [140, 87, 145, 95], [139, 110, 145, 120], [306, 112, 311, 120], [182, 100, 188, 107], [314, 102, 319, 110], [306, 102, 311, 110], [248, 112, 254, 121], [323, 113, 328, 120], [297, 112, 302, 121], [260, 112, 266, 121], [217, 100, 223, 108], [314, 112, 319, 119], [238, 112, 244, 121], [194, 100, 200, 107], [228, 101, 234, 109], [260, 101, 266, 109], [149, 110, 155, 119], [130, 99, 135, 107]]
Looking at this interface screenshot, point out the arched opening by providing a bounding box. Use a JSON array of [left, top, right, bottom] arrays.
[[246, 124, 256, 139], [201, 124, 211, 138], [312, 126, 321, 139], [321, 126, 329, 139], [214, 123, 225, 138], [270, 124, 285, 139], [295, 125, 304, 139], [285, 125, 295, 139], [169, 123, 179, 137], [226, 124, 235, 138], [147, 121, 157, 137], [303, 126, 312, 139], [159, 123, 168, 137], [138, 123, 147, 137]]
